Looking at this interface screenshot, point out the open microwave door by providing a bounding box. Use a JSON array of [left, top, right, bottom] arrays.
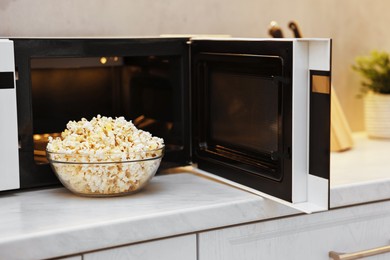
[[190, 38, 331, 213]]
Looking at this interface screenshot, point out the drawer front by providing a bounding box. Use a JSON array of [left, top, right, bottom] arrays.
[[84, 234, 196, 260], [199, 200, 390, 260]]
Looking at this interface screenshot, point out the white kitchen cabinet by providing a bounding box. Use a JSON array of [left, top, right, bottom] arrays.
[[198, 200, 390, 260], [83, 234, 196, 260]]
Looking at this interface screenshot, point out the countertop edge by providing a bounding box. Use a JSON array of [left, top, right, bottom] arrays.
[[330, 178, 390, 208]]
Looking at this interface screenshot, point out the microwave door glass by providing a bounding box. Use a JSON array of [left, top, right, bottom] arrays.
[[193, 53, 286, 183], [209, 72, 280, 175], [192, 41, 294, 203]]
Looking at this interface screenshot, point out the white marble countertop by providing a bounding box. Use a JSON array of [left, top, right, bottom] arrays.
[[330, 132, 390, 208], [0, 133, 389, 259], [0, 171, 299, 260]]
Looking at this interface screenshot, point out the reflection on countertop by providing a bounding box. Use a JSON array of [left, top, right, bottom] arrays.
[[0, 172, 298, 260], [330, 132, 390, 208]]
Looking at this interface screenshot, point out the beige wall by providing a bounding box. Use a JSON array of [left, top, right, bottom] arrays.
[[2, 0, 389, 131]]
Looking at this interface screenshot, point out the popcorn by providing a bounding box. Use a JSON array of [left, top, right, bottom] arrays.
[[46, 115, 164, 196]]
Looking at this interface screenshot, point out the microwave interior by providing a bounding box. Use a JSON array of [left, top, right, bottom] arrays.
[[14, 38, 191, 188], [30, 56, 183, 165]]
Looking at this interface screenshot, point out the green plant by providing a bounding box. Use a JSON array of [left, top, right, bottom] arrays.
[[352, 50, 390, 96]]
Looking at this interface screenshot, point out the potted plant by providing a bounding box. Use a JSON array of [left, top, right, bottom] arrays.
[[352, 50, 390, 138]]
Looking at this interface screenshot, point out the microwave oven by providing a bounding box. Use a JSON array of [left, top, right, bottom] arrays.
[[0, 37, 331, 212]]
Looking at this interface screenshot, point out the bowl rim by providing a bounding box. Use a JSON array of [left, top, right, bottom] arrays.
[[46, 146, 165, 164]]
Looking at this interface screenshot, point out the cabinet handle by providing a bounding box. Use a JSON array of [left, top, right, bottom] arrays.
[[329, 244, 390, 260]]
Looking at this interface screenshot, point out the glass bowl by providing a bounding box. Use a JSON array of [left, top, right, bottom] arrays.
[[46, 147, 164, 197]]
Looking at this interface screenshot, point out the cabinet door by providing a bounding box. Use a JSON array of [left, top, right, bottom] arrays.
[[198, 200, 390, 260], [84, 234, 196, 260]]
